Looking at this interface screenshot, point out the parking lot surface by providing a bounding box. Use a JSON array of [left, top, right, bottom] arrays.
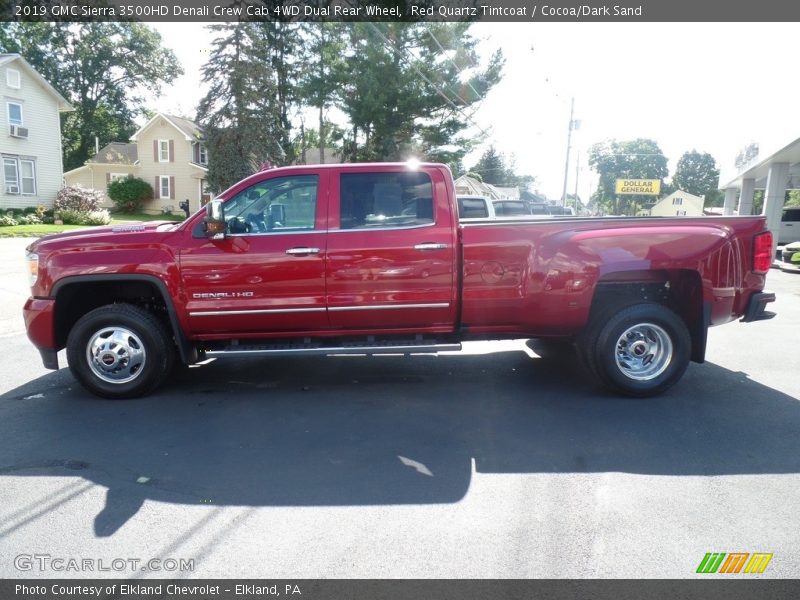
[[1, 237, 798, 578]]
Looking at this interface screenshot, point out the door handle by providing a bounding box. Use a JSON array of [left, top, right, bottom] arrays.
[[285, 247, 321, 255], [414, 243, 448, 251]]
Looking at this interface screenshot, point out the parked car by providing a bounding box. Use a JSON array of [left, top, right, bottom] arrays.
[[529, 203, 576, 216], [456, 195, 496, 221], [492, 199, 531, 217]]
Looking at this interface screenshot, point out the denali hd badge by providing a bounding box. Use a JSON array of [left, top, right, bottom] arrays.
[[192, 292, 255, 299]]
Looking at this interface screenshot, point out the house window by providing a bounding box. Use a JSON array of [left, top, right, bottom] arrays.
[[672, 197, 683, 205], [677, 210, 686, 216], [198, 144, 207, 165], [158, 139, 169, 162], [6, 69, 21, 89], [20, 159, 35, 194], [3, 158, 19, 194], [7, 101, 23, 126], [159, 175, 170, 199], [110, 173, 128, 181], [3, 157, 35, 195]]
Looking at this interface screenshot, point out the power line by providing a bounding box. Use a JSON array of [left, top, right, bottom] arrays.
[[424, 24, 482, 107], [366, 21, 493, 140]]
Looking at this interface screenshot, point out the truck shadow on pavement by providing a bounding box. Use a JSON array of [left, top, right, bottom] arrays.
[[1, 344, 799, 536]]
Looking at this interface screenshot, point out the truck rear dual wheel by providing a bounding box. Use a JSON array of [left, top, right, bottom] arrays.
[[66, 303, 175, 399], [581, 302, 691, 397]]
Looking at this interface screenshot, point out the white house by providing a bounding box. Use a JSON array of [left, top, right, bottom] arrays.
[[64, 113, 210, 213], [0, 54, 73, 209], [647, 190, 705, 217]]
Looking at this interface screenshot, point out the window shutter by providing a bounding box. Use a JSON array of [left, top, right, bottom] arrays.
[[193, 143, 200, 163], [106, 172, 111, 184], [169, 140, 174, 162], [153, 140, 158, 161], [155, 176, 160, 198], [170, 176, 175, 199]]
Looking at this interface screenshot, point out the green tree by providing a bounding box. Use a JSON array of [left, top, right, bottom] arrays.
[[0, 23, 182, 171], [469, 146, 509, 185], [107, 177, 154, 213], [299, 24, 348, 164], [787, 190, 800, 208], [252, 22, 304, 165], [673, 150, 721, 205], [588, 138, 669, 215], [468, 146, 536, 191], [197, 24, 285, 193], [294, 121, 346, 164], [339, 23, 503, 166]]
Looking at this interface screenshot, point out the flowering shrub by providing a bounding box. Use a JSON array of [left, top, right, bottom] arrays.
[[59, 208, 111, 226], [55, 185, 104, 213]]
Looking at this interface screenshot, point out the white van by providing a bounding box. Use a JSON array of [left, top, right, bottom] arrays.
[[780, 207, 800, 244]]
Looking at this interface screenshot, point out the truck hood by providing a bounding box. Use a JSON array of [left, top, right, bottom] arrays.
[[27, 221, 180, 253]]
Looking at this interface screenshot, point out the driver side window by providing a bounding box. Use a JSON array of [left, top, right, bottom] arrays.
[[223, 175, 319, 235]]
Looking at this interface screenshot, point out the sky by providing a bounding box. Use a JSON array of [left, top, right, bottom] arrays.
[[150, 22, 800, 201]]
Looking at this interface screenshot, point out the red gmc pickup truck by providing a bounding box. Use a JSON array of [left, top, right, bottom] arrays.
[[23, 162, 775, 399]]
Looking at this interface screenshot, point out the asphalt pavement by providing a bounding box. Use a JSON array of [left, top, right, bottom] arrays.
[[0, 237, 798, 578]]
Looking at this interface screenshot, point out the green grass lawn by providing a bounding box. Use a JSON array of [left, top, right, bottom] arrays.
[[0, 212, 186, 237], [0, 223, 86, 237]]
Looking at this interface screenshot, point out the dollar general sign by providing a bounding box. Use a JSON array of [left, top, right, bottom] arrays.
[[615, 179, 661, 195]]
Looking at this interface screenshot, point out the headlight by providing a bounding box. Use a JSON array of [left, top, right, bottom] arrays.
[[25, 251, 38, 288]]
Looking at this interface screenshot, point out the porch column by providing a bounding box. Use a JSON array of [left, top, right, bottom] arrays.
[[763, 162, 789, 252], [737, 178, 755, 216], [722, 188, 738, 216]]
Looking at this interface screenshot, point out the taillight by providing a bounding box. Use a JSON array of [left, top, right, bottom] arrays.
[[753, 231, 773, 273]]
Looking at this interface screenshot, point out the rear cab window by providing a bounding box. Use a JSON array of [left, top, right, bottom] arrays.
[[339, 171, 434, 229]]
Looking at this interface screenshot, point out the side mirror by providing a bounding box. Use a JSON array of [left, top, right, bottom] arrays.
[[204, 199, 226, 240]]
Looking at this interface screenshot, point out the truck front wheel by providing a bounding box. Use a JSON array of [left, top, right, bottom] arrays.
[[582, 302, 691, 397], [66, 303, 174, 399]]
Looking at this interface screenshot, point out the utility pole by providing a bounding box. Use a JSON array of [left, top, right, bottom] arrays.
[[560, 97, 575, 206]]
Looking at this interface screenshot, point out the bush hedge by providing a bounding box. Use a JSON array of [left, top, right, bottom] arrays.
[[107, 177, 154, 213]]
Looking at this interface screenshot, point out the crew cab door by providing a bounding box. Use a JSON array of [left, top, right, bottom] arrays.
[[179, 171, 328, 335], [325, 166, 458, 332]]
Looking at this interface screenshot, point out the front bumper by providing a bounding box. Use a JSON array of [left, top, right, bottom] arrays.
[[23, 297, 59, 369], [740, 291, 776, 323]]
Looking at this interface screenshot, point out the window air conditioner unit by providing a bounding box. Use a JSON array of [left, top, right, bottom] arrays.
[[9, 125, 28, 138], [6, 185, 19, 194]]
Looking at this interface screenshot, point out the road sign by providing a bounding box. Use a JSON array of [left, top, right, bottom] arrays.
[[615, 179, 661, 195]]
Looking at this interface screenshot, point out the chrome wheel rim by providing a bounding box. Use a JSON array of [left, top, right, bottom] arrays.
[[614, 322, 673, 381], [86, 327, 146, 384]]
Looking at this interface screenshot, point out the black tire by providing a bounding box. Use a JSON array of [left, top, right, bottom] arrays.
[[66, 303, 175, 399], [580, 302, 691, 397]]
